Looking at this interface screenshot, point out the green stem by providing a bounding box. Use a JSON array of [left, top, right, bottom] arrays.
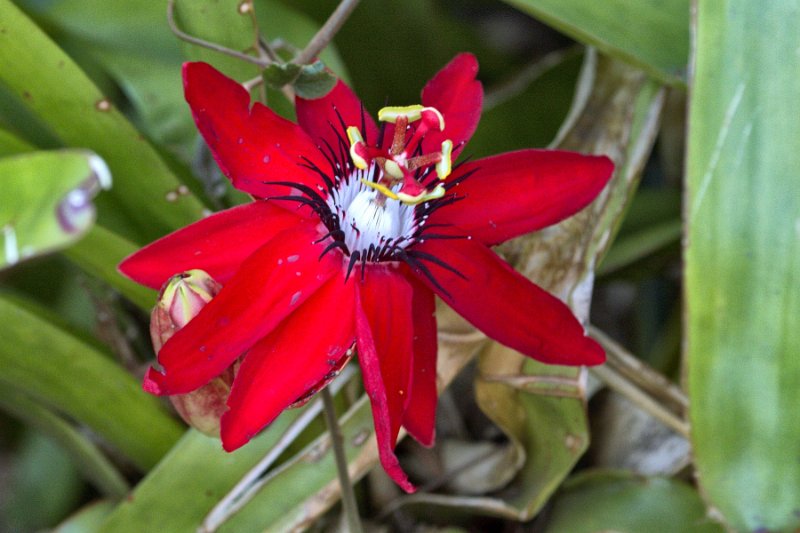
[[321, 387, 364, 533]]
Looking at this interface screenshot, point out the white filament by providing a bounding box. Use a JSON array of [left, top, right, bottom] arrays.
[[327, 167, 417, 255]]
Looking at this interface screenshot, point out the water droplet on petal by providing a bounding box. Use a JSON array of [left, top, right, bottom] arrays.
[[287, 254, 300, 263], [290, 291, 301, 305]]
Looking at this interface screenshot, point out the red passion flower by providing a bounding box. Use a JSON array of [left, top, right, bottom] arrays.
[[119, 54, 614, 492]]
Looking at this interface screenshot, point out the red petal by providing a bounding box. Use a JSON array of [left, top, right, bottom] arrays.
[[183, 62, 327, 198], [355, 266, 416, 493], [401, 274, 438, 447], [412, 239, 605, 366], [145, 223, 341, 395], [420, 53, 483, 158], [296, 80, 379, 153], [358, 266, 415, 445], [220, 274, 356, 451], [432, 150, 614, 246], [118, 201, 301, 289]]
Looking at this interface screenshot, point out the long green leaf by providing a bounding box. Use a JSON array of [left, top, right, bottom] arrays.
[[0, 388, 129, 499], [54, 501, 116, 533], [0, 294, 183, 470], [96, 413, 306, 532], [686, 1, 800, 530], [502, 0, 689, 85], [64, 225, 156, 311], [543, 470, 722, 533], [0, 0, 206, 242]]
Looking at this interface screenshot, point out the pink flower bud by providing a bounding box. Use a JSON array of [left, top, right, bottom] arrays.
[[150, 270, 233, 436]]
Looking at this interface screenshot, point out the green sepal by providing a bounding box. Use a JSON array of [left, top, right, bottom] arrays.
[[293, 61, 337, 99]]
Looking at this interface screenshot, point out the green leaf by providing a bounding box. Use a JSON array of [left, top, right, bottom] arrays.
[[686, 1, 800, 531], [0, 388, 129, 499], [0, 150, 110, 270], [96, 414, 307, 532], [543, 470, 723, 533], [174, 0, 261, 81], [0, 126, 36, 156], [63, 225, 156, 311], [54, 501, 116, 533], [0, 294, 183, 470], [0, 0, 206, 242], [1, 430, 83, 531], [472, 353, 590, 520], [262, 62, 302, 88], [292, 60, 336, 99], [501, 0, 689, 86], [21, 0, 198, 158]]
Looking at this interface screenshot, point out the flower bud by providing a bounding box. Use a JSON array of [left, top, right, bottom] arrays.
[[150, 269, 222, 352], [149, 270, 233, 436]]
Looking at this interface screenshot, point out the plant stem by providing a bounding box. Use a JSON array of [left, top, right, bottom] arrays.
[[321, 387, 364, 533], [590, 364, 690, 438], [293, 0, 360, 66], [201, 366, 357, 532], [589, 325, 688, 410], [166, 0, 270, 67]]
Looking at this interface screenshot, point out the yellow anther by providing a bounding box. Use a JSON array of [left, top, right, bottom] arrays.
[[346, 126, 364, 145], [421, 107, 445, 130], [436, 140, 453, 179], [377, 105, 445, 131], [378, 105, 425, 123], [346, 126, 368, 170], [383, 159, 405, 179], [361, 179, 399, 200], [396, 183, 446, 205]]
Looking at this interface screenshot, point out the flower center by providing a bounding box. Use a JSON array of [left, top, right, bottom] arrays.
[[280, 103, 460, 280], [326, 166, 417, 256], [316, 104, 454, 263], [346, 104, 453, 205]]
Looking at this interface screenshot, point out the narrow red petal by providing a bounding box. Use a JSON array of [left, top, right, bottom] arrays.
[[358, 266, 414, 445], [413, 239, 605, 366], [420, 53, 483, 158], [147, 223, 341, 395], [355, 267, 416, 493], [118, 201, 302, 289], [183, 62, 327, 198], [401, 274, 438, 447], [220, 274, 356, 451], [296, 80, 379, 153], [432, 150, 614, 246]]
